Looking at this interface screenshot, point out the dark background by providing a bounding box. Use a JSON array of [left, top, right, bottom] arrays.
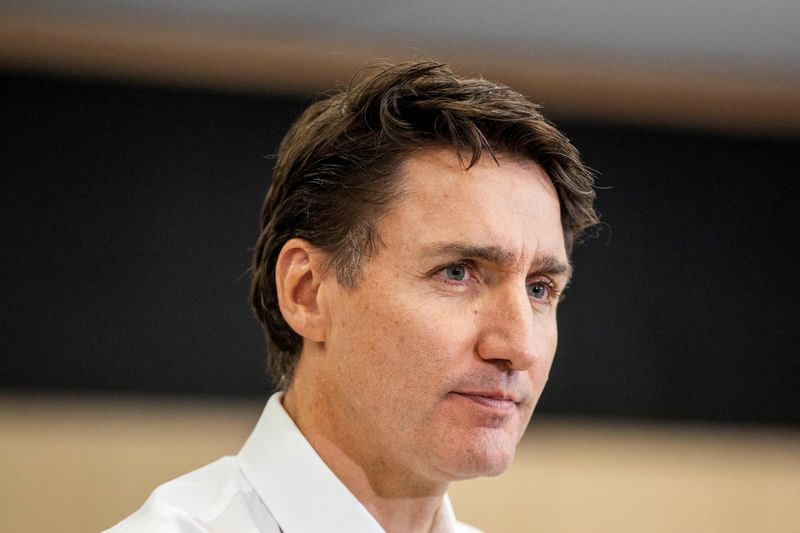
[[3, 69, 798, 425]]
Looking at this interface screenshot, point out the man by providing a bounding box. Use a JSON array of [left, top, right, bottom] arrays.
[[109, 61, 597, 532]]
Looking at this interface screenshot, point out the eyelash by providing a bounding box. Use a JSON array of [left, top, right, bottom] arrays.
[[529, 279, 558, 301], [437, 262, 477, 285], [434, 262, 559, 301]]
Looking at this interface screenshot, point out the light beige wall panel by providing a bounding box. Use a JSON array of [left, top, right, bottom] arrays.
[[2, 395, 798, 533]]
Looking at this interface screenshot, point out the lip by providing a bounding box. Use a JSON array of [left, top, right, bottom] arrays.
[[451, 390, 518, 411]]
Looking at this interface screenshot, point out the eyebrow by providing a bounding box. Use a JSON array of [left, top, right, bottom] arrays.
[[420, 242, 573, 283]]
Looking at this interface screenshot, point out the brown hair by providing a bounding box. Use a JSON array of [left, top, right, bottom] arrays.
[[251, 61, 598, 388]]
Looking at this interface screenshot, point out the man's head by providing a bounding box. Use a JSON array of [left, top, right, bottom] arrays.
[[252, 61, 598, 390]]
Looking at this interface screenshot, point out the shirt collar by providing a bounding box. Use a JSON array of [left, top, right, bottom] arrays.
[[238, 392, 460, 533]]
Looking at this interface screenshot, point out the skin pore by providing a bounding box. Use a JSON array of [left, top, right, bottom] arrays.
[[278, 149, 568, 532]]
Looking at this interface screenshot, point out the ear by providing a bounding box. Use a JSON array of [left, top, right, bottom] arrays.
[[274, 238, 327, 344]]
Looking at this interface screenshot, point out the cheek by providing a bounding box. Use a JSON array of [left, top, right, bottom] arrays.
[[351, 292, 475, 387], [384, 303, 473, 378]]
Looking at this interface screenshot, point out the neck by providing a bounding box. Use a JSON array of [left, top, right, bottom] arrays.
[[283, 376, 451, 533]]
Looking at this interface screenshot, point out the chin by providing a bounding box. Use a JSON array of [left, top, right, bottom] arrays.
[[439, 429, 518, 480]]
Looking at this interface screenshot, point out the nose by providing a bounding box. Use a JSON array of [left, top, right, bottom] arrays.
[[475, 284, 540, 371]]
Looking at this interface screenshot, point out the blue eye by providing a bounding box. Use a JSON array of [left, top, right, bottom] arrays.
[[443, 265, 467, 281], [527, 282, 549, 300]]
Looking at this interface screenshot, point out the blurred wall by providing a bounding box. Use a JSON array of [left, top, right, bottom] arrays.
[[2, 68, 798, 424], [2, 5, 799, 533]]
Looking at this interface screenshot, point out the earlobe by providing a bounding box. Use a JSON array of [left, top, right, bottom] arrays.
[[275, 238, 326, 343]]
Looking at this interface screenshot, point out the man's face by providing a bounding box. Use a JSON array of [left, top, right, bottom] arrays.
[[315, 149, 569, 483]]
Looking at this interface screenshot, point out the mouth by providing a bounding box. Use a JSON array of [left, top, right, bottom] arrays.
[[450, 390, 518, 411]]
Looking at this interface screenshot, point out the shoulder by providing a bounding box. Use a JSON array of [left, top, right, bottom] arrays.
[[104, 500, 207, 533], [104, 456, 278, 533], [455, 521, 486, 533]]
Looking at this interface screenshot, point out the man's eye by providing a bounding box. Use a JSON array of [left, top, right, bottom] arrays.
[[443, 265, 467, 281], [527, 282, 550, 300]]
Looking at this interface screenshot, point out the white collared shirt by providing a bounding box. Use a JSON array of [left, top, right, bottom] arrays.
[[107, 393, 482, 532]]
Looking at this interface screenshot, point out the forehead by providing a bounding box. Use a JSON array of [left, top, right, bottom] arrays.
[[379, 149, 566, 263], [399, 148, 557, 197]]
